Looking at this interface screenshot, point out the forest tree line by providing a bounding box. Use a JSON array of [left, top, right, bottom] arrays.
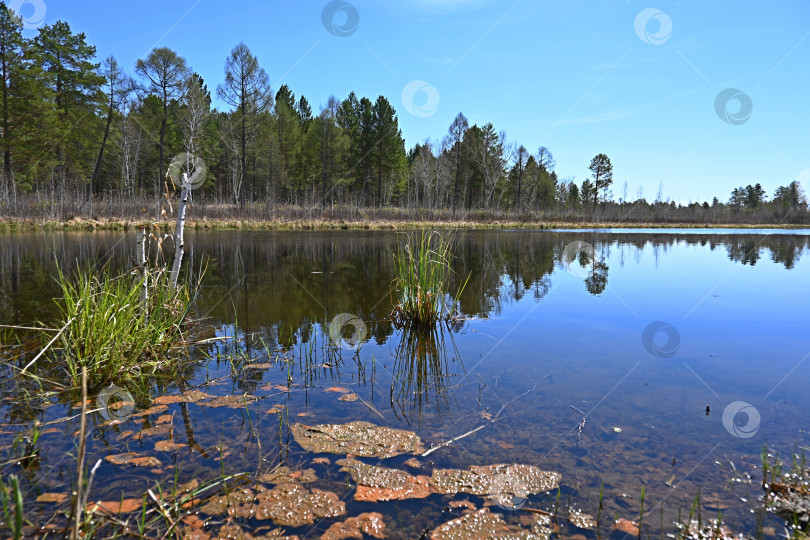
[[0, 5, 807, 223]]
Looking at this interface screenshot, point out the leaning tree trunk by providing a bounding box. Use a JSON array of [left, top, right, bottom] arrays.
[[90, 103, 114, 201], [170, 173, 190, 291]]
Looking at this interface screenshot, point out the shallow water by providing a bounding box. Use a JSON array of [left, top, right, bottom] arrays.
[[1, 229, 809, 538]]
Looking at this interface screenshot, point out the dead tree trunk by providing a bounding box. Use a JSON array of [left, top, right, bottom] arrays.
[[135, 226, 148, 304], [170, 173, 189, 291]]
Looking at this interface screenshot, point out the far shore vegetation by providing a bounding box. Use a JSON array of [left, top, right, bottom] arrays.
[[1, 203, 809, 233]]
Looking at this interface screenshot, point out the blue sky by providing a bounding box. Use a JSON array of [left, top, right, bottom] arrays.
[[19, 0, 810, 203]]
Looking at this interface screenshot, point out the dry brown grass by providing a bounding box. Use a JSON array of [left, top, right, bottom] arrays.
[[0, 216, 804, 233]]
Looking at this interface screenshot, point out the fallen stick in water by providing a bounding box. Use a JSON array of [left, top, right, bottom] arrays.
[[422, 424, 486, 457], [19, 315, 76, 376], [356, 394, 385, 419]]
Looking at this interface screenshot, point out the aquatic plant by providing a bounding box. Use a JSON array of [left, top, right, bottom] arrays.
[[52, 263, 201, 388], [390, 230, 468, 329], [0, 474, 23, 540]]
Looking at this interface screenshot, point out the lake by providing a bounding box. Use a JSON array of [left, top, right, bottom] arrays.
[[1, 229, 809, 538]]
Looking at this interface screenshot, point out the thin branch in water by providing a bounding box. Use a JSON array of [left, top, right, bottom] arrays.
[[422, 424, 485, 457], [18, 315, 76, 377]]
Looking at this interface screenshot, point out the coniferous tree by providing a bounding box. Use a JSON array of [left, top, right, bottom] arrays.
[[581, 178, 596, 205], [773, 181, 806, 209], [509, 145, 528, 210], [0, 3, 24, 197], [274, 85, 309, 201], [371, 96, 405, 206], [35, 21, 104, 190], [470, 122, 505, 210], [567, 181, 580, 206], [588, 153, 613, 204], [217, 42, 272, 206], [136, 47, 190, 196], [448, 112, 468, 215]]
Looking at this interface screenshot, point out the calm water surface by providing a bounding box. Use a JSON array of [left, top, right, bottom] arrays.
[[1, 229, 809, 537]]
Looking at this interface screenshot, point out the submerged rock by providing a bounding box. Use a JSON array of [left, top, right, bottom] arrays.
[[199, 489, 257, 518], [259, 466, 318, 484], [614, 518, 640, 536], [153, 389, 213, 406], [132, 405, 168, 417], [155, 439, 187, 452], [430, 507, 537, 539], [104, 452, 162, 467], [449, 500, 477, 512], [132, 423, 173, 440], [86, 498, 143, 514], [430, 464, 561, 500], [338, 458, 430, 502], [291, 421, 424, 458], [36, 493, 68, 504], [677, 519, 745, 540], [254, 483, 346, 527], [198, 484, 344, 527], [180, 526, 211, 540], [104, 452, 141, 465], [529, 513, 554, 539], [200, 395, 258, 408], [767, 481, 810, 527], [568, 508, 597, 530], [320, 512, 386, 539], [217, 523, 251, 539]]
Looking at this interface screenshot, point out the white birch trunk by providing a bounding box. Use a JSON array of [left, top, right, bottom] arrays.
[[136, 226, 148, 304], [170, 173, 189, 291]]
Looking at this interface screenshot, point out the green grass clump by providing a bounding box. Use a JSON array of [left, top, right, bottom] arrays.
[[391, 231, 467, 329], [54, 265, 198, 388], [0, 474, 23, 540]]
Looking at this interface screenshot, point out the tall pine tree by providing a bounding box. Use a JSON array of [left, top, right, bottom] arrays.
[[34, 21, 104, 190]]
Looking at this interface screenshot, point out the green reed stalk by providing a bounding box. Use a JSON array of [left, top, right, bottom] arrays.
[[391, 231, 468, 328]]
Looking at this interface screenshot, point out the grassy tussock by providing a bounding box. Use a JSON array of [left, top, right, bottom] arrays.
[[391, 231, 468, 328], [54, 265, 197, 388]]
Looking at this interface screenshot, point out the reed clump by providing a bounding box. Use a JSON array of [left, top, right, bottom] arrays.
[[53, 265, 199, 388], [391, 231, 467, 329]]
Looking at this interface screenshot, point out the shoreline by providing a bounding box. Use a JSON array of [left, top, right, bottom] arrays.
[[0, 216, 807, 232]]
